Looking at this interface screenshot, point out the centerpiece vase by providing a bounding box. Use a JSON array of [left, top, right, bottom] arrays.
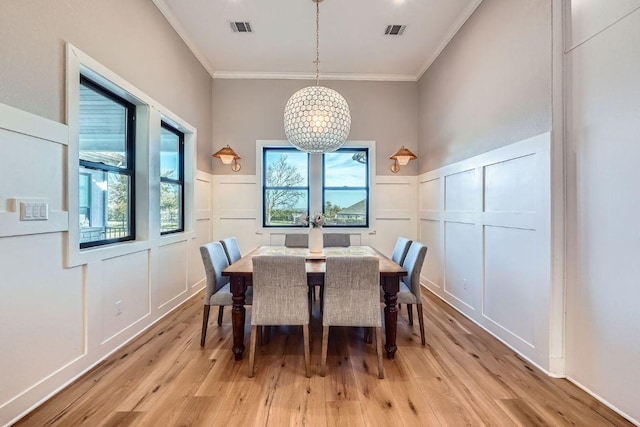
[[309, 227, 323, 253]]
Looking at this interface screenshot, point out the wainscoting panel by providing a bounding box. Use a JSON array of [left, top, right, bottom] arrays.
[[99, 250, 151, 345], [444, 221, 477, 310], [157, 240, 189, 309], [419, 133, 552, 371], [445, 169, 476, 212], [484, 225, 537, 347], [419, 219, 443, 288], [211, 175, 417, 260], [189, 172, 213, 288]]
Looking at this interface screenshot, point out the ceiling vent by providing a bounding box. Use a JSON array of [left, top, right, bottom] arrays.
[[384, 25, 406, 36], [230, 21, 253, 33]]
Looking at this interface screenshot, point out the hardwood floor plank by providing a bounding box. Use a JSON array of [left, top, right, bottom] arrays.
[[14, 290, 633, 427]]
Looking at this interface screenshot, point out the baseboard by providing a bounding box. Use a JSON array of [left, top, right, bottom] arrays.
[[7, 289, 205, 426], [566, 376, 639, 426]]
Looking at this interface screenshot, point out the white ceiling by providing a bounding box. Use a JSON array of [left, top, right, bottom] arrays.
[[153, 0, 482, 82]]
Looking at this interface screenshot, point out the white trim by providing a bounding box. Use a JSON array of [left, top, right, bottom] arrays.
[[255, 140, 376, 233], [65, 44, 198, 267], [4, 291, 204, 427], [151, 0, 216, 77], [566, 376, 640, 426], [0, 103, 67, 145], [416, 0, 484, 80], [212, 71, 417, 82]]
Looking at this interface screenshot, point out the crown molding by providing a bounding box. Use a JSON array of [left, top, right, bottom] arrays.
[[212, 71, 417, 82], [416, 0, 484, 81], [152, 0, 217, 78]]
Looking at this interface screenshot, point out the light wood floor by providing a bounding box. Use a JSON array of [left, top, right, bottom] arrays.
[[16, 290, 632, 426]]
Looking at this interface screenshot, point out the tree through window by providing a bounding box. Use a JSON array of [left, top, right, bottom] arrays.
[[263, 148, 309, 227]]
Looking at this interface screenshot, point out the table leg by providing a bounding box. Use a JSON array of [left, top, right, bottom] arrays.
[[230, 275, 247, 361], [382, 275, 400, 359]]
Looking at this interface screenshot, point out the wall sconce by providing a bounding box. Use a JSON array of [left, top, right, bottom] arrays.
[[213, 145, 241, 172], [390, 146, 417, 173]]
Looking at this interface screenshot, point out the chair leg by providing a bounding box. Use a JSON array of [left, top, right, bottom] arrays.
[[248, 325, 258, 377], [200, 305, 211, 347], [320, 326, 329, 377], [375, 326, 384, 379], [303, 324, 311, 378], [407, 304, 414, 325], [364, 327, 372, 344], [217, 306, 224, 326], [417, 304, 426, 346]]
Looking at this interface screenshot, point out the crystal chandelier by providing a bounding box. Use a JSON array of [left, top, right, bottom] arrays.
[[283, 0, 351, 153]]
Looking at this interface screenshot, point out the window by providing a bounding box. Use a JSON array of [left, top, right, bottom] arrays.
[[160, 122, 185, 234], [260, 145, 370, 228], [323, 148, 369, 227], [263, 148, 309, 227], [78, 75, 135, 248]]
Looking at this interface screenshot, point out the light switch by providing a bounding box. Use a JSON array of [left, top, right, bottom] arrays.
[[20, 202, 48, 221]]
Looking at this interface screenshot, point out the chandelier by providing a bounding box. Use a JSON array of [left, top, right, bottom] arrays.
[[283, 0, 351, 153]]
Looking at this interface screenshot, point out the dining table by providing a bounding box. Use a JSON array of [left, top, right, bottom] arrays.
[[222, 245, 407, 360]]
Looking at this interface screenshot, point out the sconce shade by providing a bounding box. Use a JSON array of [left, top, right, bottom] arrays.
[[213, 145, 241, 165], [390, 146, 417, 166]]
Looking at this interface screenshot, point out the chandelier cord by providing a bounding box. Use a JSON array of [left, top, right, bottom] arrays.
[[315, 0, 320, 86]]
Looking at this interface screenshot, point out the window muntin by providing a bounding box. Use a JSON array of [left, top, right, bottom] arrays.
[[322, 148, 369, 227], [78, 76, 135, 248], [160, 123, 184, 234], [263, 148, 309, 227]]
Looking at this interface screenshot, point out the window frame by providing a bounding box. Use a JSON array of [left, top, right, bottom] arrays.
[[322, 147, 370, 228], [159, 121, 185, 235], [262, 147, 310, 228], [78, 75, 136, 249]]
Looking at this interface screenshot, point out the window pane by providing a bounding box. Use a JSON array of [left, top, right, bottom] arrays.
[[264, 189, 308, 226], [324, 151, 367, 187], [324, 190, 367, 226], [160, 182, 183, 233], [265, 150, 308, 187], [79, 167, 132, 244], [160, 127, 180, 180], [79, 83, 129, 168]]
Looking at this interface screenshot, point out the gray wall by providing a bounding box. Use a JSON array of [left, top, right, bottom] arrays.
[[211, 79, 418, 176], [0, 0, 213, 172], [417, 0, 552, 173]]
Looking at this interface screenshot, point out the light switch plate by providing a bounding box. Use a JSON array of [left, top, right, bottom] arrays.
[[20, 202, 49, 221]]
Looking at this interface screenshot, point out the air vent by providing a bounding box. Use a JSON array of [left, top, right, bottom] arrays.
[[230, 21, 253, 33], [384, 25, 406, 36]]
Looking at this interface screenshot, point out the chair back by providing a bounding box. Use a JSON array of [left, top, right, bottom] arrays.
[[220, 237, 242, 264], [391, 237, 412, 265], [402, 242, 428, 299], [200, 242, 230, 300], [285, 233, 309, 248], [323, 256, 380, 327], [251, 256, 309, 326], [323, 233, 350, 247]]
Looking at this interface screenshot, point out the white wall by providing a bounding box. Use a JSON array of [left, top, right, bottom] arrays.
[[565, 1, 640, 423], [418, 133, 555, 371], [0, 103, 212, 426], [210, 143, 417, 259]]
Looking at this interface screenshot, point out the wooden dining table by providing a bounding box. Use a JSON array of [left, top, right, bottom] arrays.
[[222, 245, 407, 360]]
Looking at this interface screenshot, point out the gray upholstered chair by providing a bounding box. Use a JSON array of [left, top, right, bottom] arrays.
[[284, 233, 308, 248], [391, 237, 412, 266], [321, 256, 384, 379], [323, 233, 350, 247], [396, 241, 428, 345], [248, 255, 311, 378], [220, 237, 242, 264], [200, 241, 252, 346]]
